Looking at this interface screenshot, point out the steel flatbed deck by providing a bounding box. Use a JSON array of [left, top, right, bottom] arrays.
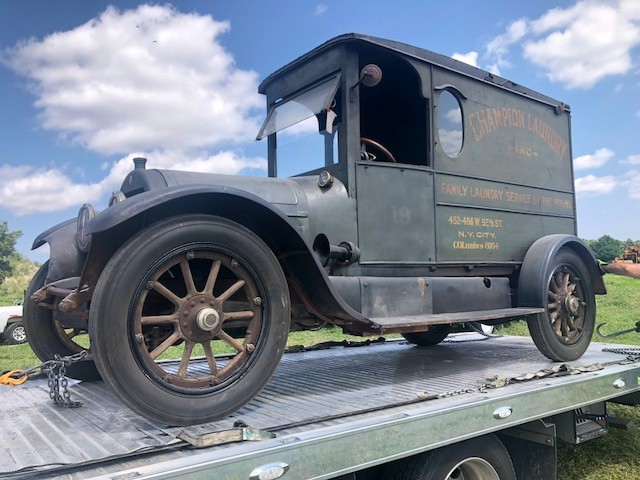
[[2, 334, 639, 480]]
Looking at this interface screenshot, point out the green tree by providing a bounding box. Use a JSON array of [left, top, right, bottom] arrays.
[[623, 238, 640, 251], [0, 221, 22, 286], [588, 234, 624, 262]]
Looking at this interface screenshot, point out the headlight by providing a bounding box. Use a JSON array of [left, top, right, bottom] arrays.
[[76, 203, 95, 253], [108, 190, 126, 206]]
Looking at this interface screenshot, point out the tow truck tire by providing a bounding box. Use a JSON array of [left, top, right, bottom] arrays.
[[402, 324, 452, 346], [23, 262, 100, 381], [89, 215, 291, 426], [382, 434, 515, 480], [4, 321, 27, 345], [527, 248, 595, 361]]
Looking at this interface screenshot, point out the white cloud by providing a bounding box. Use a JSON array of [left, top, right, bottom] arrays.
[[574, 174, 616, 196], [0, 151, 266, 215], [573, 147, 614, 171], [485, 18, 529, 69], [0, 5, 271, 216], [485, 0, 640, 89], [620, 169, 640, 199], [3, 4, 263, 155], [444, 108, 462, 124], [314, 4, 328, 16], [452, 51, 478, 67], [622, 154, 640, 164], [0, 165, 104, 215]]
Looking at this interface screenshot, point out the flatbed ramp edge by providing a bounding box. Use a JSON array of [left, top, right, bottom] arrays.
[[2, 334, 639, 480]]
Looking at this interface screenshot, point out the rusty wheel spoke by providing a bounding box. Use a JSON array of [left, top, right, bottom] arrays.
[[141, 313, 179, 325], [66, 329, 78, 339], [177, 341, 195, 378], [216, 329, 245, 352], [149, 331, 182, 359], [152, 281, 182, 307], [224, 310, 255, 322], [217, 280, 246, 303], [204, 260, 221, 295], [202, 341, 218, 375], [180, 260, 197, 296]]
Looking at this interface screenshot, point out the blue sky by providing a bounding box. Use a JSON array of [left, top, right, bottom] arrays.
[[1, 0, 639, 262]]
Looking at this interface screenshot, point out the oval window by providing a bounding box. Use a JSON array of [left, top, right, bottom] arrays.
[[437, 90, 463, 157]]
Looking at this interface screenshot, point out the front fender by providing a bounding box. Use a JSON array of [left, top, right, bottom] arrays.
[[32, 218, 84, 284], [87, 185, 365, 324], [518, 234, 606, 308]]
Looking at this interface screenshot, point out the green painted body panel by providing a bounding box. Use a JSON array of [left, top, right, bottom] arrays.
[[356, 163, 435, 264]]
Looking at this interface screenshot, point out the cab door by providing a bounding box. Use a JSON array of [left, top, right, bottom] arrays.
[[356, 162, 435, 266]]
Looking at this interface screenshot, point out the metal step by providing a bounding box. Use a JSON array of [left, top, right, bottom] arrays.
[[369, 307, 545, 334]]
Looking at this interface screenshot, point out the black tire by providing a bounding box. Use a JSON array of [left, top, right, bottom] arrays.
[[23, 262, 100, 380], [89, 215, 291, 426], [5, 321, 27, 345], [382, 434, 515, 480], [403, 324, 452, 346], [527, 248, 595, 361]]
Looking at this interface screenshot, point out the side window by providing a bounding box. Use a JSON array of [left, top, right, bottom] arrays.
[[437, 90, 463, 157]]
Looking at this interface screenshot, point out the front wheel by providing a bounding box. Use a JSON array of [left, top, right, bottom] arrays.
[[527, 248, 595, 361], [90, 215, 291, 426]]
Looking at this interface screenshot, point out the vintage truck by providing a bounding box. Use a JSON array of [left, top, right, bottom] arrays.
[[23, 33, 604, 426]]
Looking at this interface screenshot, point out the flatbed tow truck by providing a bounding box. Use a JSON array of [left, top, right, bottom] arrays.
[[2, 333, 639, 480]]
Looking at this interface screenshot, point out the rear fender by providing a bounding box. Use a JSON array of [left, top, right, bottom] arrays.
[[518, 234, 606, 308], [32, 218, 84, 284], [86, 185, 364, 323]]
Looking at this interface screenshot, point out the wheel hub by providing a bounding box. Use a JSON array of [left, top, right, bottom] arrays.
[[179, 294, 223, 342], [196, 308, 220, 332], [565, 295, 581, 315]]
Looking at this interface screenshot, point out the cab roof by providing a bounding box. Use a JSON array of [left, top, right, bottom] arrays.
[[258, 33, 567, 110]]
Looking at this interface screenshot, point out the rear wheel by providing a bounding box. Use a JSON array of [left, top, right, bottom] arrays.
[[382, 434, 515, 479], [90, 215, 290, 425], [402, 324, 452, 346], [527, 248, 595, 361], [23, 262, 99, 380]]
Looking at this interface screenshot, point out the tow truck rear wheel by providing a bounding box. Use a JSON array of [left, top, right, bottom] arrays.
[[527, 248, 595, 361], [382, 434, 515, 480], [89, 215, 290, 426], [23, 262, 99, 381]]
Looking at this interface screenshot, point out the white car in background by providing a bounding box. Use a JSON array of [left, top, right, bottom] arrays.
[[0, 305, 26, 344]]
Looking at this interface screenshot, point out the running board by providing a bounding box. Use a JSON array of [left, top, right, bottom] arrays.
[[357, 307, 544, 335]]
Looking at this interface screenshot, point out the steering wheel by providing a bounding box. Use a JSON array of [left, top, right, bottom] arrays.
[[360, 137, 397, 163]]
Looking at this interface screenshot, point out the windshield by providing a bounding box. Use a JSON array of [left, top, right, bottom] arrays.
[[256, 74, 341, 140]]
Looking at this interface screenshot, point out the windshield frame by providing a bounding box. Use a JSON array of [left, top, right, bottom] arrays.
[[256, 72, 341, 141]]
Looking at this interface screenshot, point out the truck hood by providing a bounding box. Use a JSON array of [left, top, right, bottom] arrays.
[[121, 168, 306, 214]]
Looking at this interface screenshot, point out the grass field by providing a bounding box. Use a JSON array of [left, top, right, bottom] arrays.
[[2, 274, 640, 478]]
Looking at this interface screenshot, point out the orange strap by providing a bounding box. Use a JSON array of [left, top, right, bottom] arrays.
[[0, 370, 28, 386]]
